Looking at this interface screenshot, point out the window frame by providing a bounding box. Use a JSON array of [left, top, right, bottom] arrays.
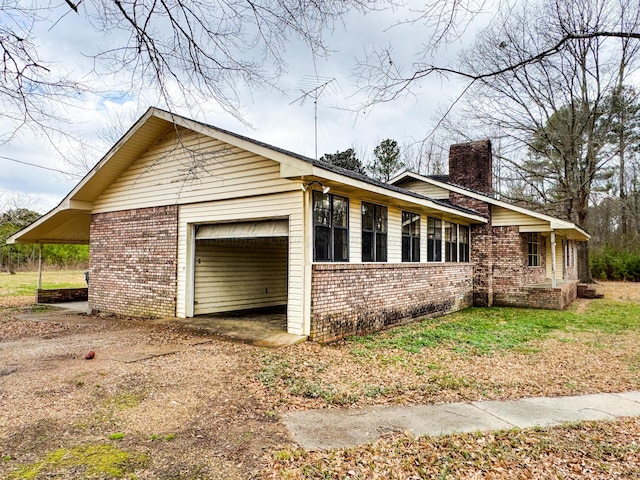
[[427, 217, 442, 262], [445, 221, 458, 262], [361, 201, 388, 262], [459, 225, 470, 262], [401, 211, 421, 262], [527, 233, 541, 267], [313, 190, 349, 262]]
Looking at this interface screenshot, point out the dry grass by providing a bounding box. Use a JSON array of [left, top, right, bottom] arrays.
[[599, 280, 640, 301], [0, 270, 86, 297]]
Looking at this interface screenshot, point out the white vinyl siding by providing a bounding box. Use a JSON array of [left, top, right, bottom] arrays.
[[546, 235, 564, 281], [93, 127, 298, 213], [387, 207, 402, 263], [492, 206, 548, 228], [194, 239, 287, 314], [349, 198, 362, 262], [177, 191, 305, 335], [396, 179, 449, 199]]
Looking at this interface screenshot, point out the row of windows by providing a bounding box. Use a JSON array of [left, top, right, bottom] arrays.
[[313, 191, 471, 263]]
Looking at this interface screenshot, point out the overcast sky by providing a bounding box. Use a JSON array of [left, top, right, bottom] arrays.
[[0, 2, 494, 214]]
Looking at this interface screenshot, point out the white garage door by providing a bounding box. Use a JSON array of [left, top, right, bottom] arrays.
[[193, 220, 289, 315]]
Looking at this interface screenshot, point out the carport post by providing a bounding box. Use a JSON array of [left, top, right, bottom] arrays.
[[550, 231, 557, 288], [37, 243, 43, 290]]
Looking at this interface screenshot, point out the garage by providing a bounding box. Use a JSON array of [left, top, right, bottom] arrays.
[[193, 220, 289, 316]]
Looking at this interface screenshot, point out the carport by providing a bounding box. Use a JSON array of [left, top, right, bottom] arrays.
[[192, 219, 290, 321]]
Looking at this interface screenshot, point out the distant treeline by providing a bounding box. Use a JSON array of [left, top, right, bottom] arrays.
[[590, 246, 640, 282], [0, 208, 88, 272], [0, 244, 89, 272]]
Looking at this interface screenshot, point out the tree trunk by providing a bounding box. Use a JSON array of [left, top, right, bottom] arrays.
[[577, 241, 592, 283]]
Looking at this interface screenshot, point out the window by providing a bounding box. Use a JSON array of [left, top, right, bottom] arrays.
[[528, 233, 540, 267], [313, 191, 349, 262], [445, 222, 458, 262], [427, 217, 442, 262], [459, 225, 470, 262], [402, 211, 420, 262], [362, 202, 387, 262]]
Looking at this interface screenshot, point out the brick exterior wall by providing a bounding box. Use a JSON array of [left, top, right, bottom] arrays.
[[450, 192, 491, 217], [492, 226, 547, 296], [310, 263, 473, 343], [470, 223, 493, 306], [469, 224, 577, 309], [502, 280, 579, 310], [89, 205, 178, 317], [446, 140, 577, 310], [37, 288, 88, 303]]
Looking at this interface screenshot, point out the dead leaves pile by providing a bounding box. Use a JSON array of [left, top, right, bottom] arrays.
[[267, 418, 640, 479]]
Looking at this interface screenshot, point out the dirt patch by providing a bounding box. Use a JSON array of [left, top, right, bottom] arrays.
[[0, 307, 291, 479]]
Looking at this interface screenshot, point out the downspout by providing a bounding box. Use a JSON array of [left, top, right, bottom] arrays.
[[550, 231, 557, 288]]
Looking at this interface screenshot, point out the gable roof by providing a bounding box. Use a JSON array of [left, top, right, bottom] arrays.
[[390, 171, 590, 240], [7, 108, 487, 245]]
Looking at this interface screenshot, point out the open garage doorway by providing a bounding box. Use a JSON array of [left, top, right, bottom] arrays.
[[192, 220, 289, 331]]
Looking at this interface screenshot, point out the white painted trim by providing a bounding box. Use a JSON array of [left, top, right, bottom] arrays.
[[551, 230, 557, 288], [391, 171, 589, 240], [302, 188, 312, 336], [185, 223, 196, 318]]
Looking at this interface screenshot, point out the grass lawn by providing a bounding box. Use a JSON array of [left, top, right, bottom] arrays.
[[261, 281, 640, 478], [0, 270, 87, 297], [256, 284, 640, 409]]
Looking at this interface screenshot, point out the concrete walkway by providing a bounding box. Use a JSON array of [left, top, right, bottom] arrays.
[[283, 391, 640, 450]]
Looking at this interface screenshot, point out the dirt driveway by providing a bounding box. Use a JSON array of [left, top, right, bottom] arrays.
[[0, 298, 291, 479]]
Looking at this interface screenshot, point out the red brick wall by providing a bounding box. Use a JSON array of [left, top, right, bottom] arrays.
[[498, 280, 579, 310], [310, 263, 473, 343], [89, 205, 178, 317], [37, 288, 88, 303], [470, 223, 494, 306], [472, 226, 550, 308], [448, 140, 493, 194], [493, 227, 546, 290]]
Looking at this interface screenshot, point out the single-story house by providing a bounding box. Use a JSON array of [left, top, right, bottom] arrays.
[[8, 108, 589, 342]]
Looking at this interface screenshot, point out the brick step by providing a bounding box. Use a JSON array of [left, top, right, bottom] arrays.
[[577, 283, 604, 299]]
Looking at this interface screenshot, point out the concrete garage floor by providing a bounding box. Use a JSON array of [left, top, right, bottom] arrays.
[[159, 308, 307, 348], [54, 302, 306, 348]]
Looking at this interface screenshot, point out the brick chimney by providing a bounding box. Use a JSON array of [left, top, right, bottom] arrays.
[[448, 139, 493, 194], [448, 139, 493, 218]]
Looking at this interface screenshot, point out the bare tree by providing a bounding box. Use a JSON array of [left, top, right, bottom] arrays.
[[449, 0, 640, 281], [0, 0, 377, 148], [357, 0, 640, 107]]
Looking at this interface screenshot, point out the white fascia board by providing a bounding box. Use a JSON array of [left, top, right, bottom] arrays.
[[155, 109, 310, 169], [391, 171, 589, 238], [64, 108, 160, 203], [5, 205, 63, 244], [389, 170, 416, 185], [61, 199, 93, 211], [153, 111, 487, 223], [309, 167, 487, 224]]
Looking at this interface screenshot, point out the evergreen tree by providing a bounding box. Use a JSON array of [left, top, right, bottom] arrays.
[[368, 139, 403, 182], [319, 148, 366, 175]]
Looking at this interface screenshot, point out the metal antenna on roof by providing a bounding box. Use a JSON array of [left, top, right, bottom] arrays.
[[290, 76, 336, 160]]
